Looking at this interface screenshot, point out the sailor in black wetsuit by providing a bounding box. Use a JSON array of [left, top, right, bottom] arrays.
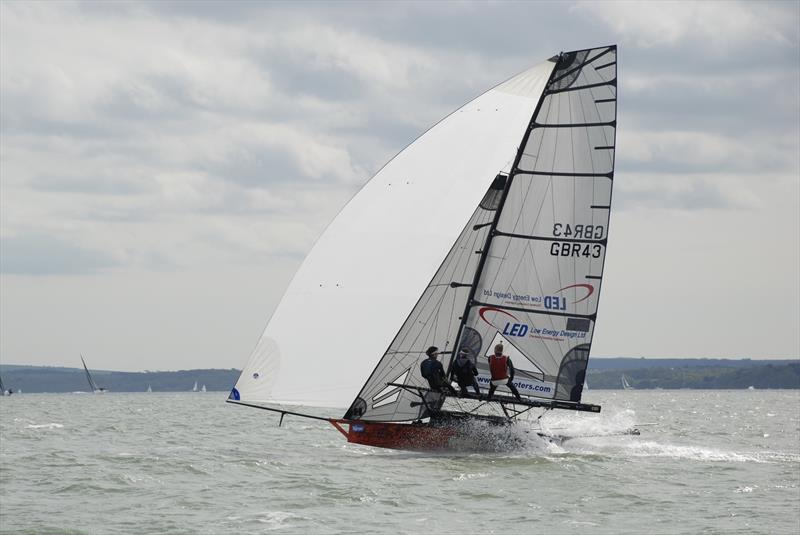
[[452, 347, 481, 398], [420, 346, 456, 394]]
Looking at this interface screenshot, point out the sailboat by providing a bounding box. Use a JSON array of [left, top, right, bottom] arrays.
[[201, 384, 207, 393], [0, 375, 10, 396], [80, 355, 107, 393], [146, 385, 152, 393], [621, 374, 634, 390], [229, 45, 619, 450], [192, 381, 198, 392]]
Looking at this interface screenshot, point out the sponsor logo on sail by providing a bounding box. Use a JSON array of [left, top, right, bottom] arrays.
[[544, 283, 595, 310], [478, 306, 528, 337]]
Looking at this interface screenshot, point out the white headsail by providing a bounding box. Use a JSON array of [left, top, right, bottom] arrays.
[[232, 60, 556, 408]]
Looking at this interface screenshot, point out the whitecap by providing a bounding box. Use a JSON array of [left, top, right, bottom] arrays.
[[26, 423, 64, 429]]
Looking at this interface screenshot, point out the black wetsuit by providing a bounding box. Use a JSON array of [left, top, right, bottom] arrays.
[[420, 358, 453, 393], [452, 356, 481, 397]]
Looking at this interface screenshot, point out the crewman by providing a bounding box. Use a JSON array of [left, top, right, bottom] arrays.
[[420, 346, 456, 394], [452, 347, 481, 398], [486, 343, 522, 401]]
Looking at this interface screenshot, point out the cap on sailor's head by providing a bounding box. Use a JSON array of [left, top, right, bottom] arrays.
[[426, 346, 439, 357]]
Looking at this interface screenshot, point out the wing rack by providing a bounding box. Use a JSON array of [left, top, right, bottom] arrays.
[[386, 383, 601, 414]]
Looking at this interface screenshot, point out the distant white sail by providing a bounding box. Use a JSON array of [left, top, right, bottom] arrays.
[[622, 374, 633, 390], [192, 381, 198, 392]]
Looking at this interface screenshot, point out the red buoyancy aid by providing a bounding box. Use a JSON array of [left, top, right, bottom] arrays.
[[489, 355, 509, 381]]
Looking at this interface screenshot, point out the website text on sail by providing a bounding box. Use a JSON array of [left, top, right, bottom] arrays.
[[228, 45, 619, 450]]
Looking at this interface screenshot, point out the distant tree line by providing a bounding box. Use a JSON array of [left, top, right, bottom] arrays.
[[0, 366, 240, 393], [587, 362, 800, 389], [1, 359, 798, 393]]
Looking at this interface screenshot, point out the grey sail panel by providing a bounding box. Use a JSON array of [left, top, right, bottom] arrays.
[[343, 179, 505, 422], [461, 46, 617, 403]]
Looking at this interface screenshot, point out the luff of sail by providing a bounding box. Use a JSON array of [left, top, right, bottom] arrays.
[[231, 60, 555, 408], [344, 45, 617, 421]]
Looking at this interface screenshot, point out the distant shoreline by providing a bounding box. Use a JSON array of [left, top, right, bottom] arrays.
[[1, 358, 798, 393]]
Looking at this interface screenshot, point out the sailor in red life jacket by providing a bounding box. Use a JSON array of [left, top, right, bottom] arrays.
[[487, 343, 522, 401]]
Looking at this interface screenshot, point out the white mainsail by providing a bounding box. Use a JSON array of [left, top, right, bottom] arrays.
[[232, 61, 556, 408], [343, 46, 618, 422]]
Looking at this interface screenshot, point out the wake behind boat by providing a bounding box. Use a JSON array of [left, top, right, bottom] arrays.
[[229, 45, 621, 451]]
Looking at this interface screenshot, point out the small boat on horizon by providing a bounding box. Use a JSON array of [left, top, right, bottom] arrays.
[[81, 355, 107, 394], [621, 374, 634, 390], [0, 374, 12, 396]]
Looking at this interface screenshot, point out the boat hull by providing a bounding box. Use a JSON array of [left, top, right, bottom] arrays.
[[330, 411, 527, 451], [331, 419, 460, 451]]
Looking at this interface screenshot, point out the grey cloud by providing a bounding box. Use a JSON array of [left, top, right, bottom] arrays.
[[29, 173, 154, 195], [614, 178, 759, 211], [260, 53, 367, 102], [0, 233, 121, 275], [203, 144, 308, 189]]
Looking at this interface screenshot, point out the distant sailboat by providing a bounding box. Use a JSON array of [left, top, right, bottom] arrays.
[[0, 375, 10, 396], [146, 385, 152, 393], [192, 381, 198, 392], [201, 384, 207, 393], [81, 354, 107, 393], [621, 374, 634, 390]]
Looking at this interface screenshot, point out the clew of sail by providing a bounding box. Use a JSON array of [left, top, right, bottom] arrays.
[[461, 45, 617, 404]]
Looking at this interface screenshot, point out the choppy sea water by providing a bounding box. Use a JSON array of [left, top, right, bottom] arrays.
[[1, 390, 798, 534]]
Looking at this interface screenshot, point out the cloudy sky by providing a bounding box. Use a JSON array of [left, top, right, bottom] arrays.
[[1, 1, 798, 371]]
